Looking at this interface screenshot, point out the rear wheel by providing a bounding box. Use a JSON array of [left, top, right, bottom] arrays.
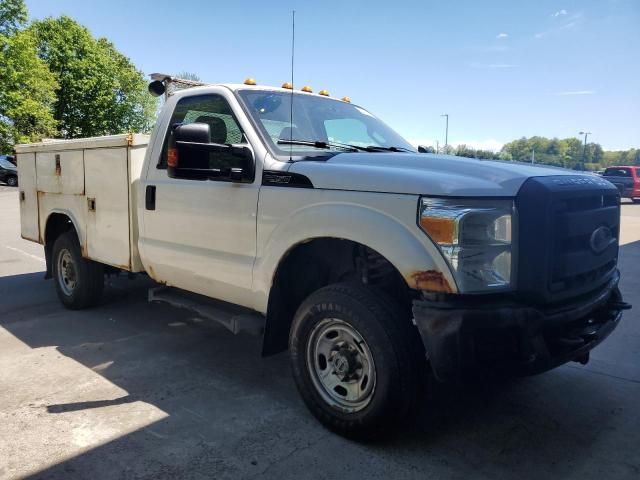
[[289, 283, 426, 439], [52, 231, 104, 309], [6, 175, 17, 187]]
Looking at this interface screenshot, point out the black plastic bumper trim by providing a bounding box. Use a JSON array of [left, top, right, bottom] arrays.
[[412, 271, 627, 382]]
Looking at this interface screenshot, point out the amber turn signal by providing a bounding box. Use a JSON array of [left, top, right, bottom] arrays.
[[419, 216, 456, 244], [167, 148, 179, 168]]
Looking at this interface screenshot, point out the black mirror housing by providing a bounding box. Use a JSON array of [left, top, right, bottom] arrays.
[[168, 123, 255, 183], [174, 122, 211, 144]]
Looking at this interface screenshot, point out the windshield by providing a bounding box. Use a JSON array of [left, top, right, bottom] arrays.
[[603, 167, 631, 177], [237, 90, 415, 159], [0, 158, 16, 169]]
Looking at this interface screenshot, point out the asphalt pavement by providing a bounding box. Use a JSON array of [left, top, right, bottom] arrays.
[[1, 184, 639, 480]]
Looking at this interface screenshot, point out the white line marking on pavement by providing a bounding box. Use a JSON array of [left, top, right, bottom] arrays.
[[4, 245, 45, 264]]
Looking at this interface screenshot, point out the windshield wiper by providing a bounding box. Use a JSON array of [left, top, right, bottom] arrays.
[[277, 139, 414, 154], [277, 139, 361, 152], [363, 146, 414, 152]]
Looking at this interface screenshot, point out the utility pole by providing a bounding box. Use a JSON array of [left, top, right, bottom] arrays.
[[440, 114, 449, 150], [531, 148, 535, 164], [579, 131, 591, 169], [436, 140, 439, 154]]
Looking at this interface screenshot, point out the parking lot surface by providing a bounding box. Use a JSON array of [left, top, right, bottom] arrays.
[[1, 184, 639, 480]]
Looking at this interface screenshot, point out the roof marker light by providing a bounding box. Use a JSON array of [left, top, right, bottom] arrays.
[[319, 90, 330, 96], [244, 78, 257, 85], [282, 82, 293, 89], [301, 85, 313, 93], [341, 96, 351, 103]]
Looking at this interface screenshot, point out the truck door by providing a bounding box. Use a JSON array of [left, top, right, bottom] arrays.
[[603, 167, 633, 197], [140, 92, 260, 308]]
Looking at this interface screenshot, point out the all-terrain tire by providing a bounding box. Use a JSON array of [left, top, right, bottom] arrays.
[[289, 282, 426, 439], [52, 231, 104, 309]]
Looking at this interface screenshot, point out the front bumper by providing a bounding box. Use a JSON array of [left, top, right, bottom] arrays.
[[412, 271, 629, 382]]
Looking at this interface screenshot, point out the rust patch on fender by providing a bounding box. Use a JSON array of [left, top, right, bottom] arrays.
[[408, 270, 453, 293]]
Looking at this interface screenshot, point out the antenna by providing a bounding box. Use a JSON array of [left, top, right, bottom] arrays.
[[289, 10, 295, 161]]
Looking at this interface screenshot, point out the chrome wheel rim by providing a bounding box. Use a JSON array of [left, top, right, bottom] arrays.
[[306, 318, 376, 413], [57, 249, 77, 296]]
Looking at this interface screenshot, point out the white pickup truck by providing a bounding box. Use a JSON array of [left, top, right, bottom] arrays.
[[15, 78, 629, 438]]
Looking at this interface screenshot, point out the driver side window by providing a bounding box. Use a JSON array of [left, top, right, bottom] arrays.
[[159, 94, 246, 170]]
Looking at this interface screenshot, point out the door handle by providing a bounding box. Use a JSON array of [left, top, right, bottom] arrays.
[[145, 185, 156, 210]]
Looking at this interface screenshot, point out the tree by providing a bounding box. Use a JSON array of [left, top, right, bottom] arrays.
[[0, 29, 57, 152], [176, 71, 202, 82], [0, 0, 27, 35], [500, 136, 639, 170], [29, 16, 156, 138]]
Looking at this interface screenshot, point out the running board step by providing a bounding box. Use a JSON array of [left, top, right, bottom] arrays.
[[148, 286, 265, 335]]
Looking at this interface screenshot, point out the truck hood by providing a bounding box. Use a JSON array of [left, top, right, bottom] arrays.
[[288, 153, 584, 197]]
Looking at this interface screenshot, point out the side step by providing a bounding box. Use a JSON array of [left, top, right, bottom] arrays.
[[148, 286, 265, 335]]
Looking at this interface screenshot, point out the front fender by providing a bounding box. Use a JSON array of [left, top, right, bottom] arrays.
[[252, 189, 457, 313]]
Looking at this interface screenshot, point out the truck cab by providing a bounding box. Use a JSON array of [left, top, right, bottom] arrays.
[[602, 165, 640, 202], [15, 78, 629, 439]]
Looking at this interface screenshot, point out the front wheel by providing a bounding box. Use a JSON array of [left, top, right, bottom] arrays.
[[289, 283, 426, 439], [6, 175, 17, 187], [52, 231, 104, 309]]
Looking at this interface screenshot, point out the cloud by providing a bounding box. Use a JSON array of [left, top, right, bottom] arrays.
[[536, 12, 583, 38], [470, 62, 517, 69], [496, 33, 508, 39], [559, 21, 577, 30], [556, 90, 595, 95], [552, 9, 568, 17], [534, 20, 578, 38]]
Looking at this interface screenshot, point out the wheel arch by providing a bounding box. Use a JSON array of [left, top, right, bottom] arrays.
[[256, 201, 457, 356], [262, 236, 416, 356], [43, 210, 83, 279]]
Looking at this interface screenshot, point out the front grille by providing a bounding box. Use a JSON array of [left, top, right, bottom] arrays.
[[517, 175, 620, 304]]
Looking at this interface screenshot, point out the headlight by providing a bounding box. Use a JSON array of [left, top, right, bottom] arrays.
[[418, 197, 515, 293]]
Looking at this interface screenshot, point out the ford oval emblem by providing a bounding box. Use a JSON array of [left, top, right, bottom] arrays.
[[589, 226, 614, 254]]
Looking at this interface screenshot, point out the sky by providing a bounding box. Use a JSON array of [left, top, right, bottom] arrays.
[[25, 0, 640, 151]]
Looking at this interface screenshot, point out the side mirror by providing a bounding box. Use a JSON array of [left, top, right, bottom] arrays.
[[175, 122, 210, 144], [168, 123, 254, 183], [418, 145, 434, 154]]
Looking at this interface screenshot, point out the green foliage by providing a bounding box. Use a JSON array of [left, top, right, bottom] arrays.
[[0, 29, 57, 152], [0, 0, 27, 35], [500, 136, 636, 170], [455, 144, 501, 160], [176, 71, 202, 82], [603, 148, 639, 166], [29, 16, 157, 138]]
